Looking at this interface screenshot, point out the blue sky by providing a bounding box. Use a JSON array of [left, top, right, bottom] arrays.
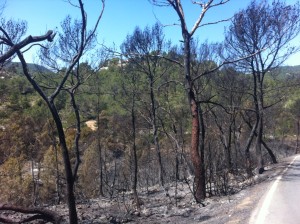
[[2, 0, 300, 65]]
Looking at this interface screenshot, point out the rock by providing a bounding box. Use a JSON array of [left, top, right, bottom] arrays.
[[100, 214, 107, 219], [108, 216, 120, 223], [142, 208, 152, 217], [121, 218, 128, 223], [95, 214, 107, 223], [132, 210, 140, 216]]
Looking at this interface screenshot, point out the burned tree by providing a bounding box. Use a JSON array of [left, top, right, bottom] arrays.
[[151, 0, 231, 203], [0, 0, 105, 223], [225, 0, 300, 174], [121, 23, 171, 188]]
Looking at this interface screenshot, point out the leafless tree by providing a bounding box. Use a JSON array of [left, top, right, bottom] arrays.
[[0, 0, 105, 223], [225, 0, 300, 174], [117, 68, 142, 209], [121, 23, 172, 188], [150, 0, 231, 202]]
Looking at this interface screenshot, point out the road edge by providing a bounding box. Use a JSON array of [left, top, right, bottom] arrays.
[[248, 155, 300, 224]]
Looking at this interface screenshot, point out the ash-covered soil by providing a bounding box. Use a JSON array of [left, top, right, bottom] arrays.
[[1, 156, 294, 224]]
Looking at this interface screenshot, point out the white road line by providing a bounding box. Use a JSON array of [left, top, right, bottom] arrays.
[[253, 155, 299, 224]]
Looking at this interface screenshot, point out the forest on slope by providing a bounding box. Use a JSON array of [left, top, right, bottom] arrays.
[[1, 54, 300, 204]]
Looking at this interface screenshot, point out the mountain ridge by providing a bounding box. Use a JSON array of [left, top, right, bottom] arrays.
[[0, 62, 53, 77]]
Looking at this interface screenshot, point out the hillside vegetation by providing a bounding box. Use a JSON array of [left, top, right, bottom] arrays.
[[0, 60, 299, 207]]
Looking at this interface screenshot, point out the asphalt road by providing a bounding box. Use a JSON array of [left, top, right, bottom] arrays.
[[250, 155, 300, 224]]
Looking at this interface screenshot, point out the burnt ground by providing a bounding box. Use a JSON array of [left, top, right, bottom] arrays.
[[0, 155, 295, 224]]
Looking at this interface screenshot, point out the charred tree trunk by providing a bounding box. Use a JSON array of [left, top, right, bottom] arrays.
[[198, 103, 206, 198], [262, 140, 277, 164], [242, 111, 277, 164], [49, 103, 78, 223], [48, 120, 61, 204], [95, 81, 104, 197], [244, 69, 260, 177], [183, 33, 205, 202], [255, 112, 264, 174], [131, 93, 140, 210], [69, 88, 81, 181], [227, 125, 233, 171], [0, 204, 61, 224], [54, 143, 61, 204], [150, 77, 164, 187], [256, 75, 265, 174], [17, 52, 78, 223], [97, 109, 104, 197], [190, 92, 204, 201], [243, 111, 258, 177]]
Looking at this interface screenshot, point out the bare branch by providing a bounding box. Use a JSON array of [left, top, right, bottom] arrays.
[[49, 0, 105, 100], [64, 0, 80, 8], [85, 0, 105, 48], [149, 0, 171, 7], [192, 1, 205, 7], [0, 30, 55, 63], [198, 17, 231, 28], [21, 43, 48, 53], [209, 0, 230, 9], [192, 48, 265, 82], [190, 0, 230, 35], [190, 0, 213, 35], [157, 79, 184, 91], [263, 98, 283, 110]]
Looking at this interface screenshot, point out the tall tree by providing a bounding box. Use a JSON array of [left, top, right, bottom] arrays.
[[225, 0, 300, 173], [114, 66, 142, 209], [151, 0, 230, 202], [121, 23, 172, 188], [0, 1, 105, 223], [209, 66, 248, 172]]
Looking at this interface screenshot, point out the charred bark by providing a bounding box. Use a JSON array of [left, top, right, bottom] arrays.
[[17, 51, 78, 223], [131, 94, 140, 210], [242, 110, 277, 165], [0, 30, 55, 63], [0, 204, 61, 224], [184, 31, 205, 202]]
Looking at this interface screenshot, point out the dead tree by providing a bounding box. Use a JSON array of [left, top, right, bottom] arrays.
[[0, 1, 105, 223], [151, 0, 231, 202], [121, 23, 172, 188], [225, 0, 300, 174]]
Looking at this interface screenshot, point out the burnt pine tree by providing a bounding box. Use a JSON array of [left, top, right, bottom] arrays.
[[0, 1, 105, 223], [116, 67, 142, 209], [225, 0, 300, 174], [151, 0, 231, 203], [0, 17, 61, 224], [121, 23, 172, 188]]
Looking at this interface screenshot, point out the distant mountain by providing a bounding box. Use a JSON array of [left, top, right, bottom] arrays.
[[0, 62, 53, 77], [275, 65, 300, 76]]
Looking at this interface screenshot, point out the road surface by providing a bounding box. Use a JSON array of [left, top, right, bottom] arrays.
[[250, 155, 300, 224]]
